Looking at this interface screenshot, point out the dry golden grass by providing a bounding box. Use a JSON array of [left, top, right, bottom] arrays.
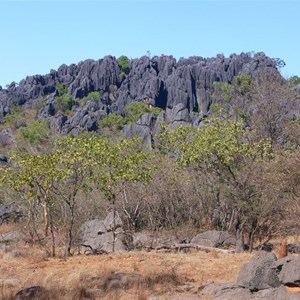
[[0, 247, 252, 299]]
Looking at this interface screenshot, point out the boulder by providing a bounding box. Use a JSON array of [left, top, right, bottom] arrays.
[[0, 231, 23, 243], [123, 112, 156, 149], [237, 251, 281, 291], [255, 286, 300, 300], [272, 256, 300, 286], [191, 230, 236, 248], [288, 242, 300, 254], [14, 286, 49, 300], [0, 202, 23, 224], [99, 272, 143, 290], [78, 211, 127, 253], [0, 155, 8, 163]]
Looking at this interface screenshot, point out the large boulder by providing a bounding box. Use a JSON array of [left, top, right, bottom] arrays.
[[78, 211, 127, 253], [211, 285, 300, 300], [123, 112, 156, 149], [237, 251, 281, 291], [191, 230, 236, 248], [273, 256, 300, 286], [0, 202, 22, 224]]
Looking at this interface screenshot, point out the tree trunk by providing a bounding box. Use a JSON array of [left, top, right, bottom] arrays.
[[235, 216, 244, 253], [43, 202, 50, 237], [49, 205, 56, 257]]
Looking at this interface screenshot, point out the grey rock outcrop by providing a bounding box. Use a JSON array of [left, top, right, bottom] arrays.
[[191, 230, 236, 248], [0, 52, 278, 127], [237, 252, 280, 291], [0, 202, 22, 224], [203, 252, 300, 300], [78, 211, 126, 253], [273, 256, 300, 286]]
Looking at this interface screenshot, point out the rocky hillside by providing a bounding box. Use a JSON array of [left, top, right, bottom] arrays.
[[0, 52, 278, 138]]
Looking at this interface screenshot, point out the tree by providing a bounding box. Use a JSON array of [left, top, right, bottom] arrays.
[[117, 55, 130, 73], [58, 135, 152, 252], [159, 117, 272, 252], [0, 135, 152, 255], [0, 151, 64, 256]]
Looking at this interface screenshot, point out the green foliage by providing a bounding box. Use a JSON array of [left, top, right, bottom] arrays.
[[3, 106, 26, 130], [55, 83, 68, 96], [125, 102, 161, 123], [235, 74, 252, 95], [57, 95, 73, 111], [78, 91, 102, 105], [119, 71, 126, 79], [16, 120, 50, 145], [98, 114, 126, 131], [117, 55, 130, 72], [288, 75, 300, 86]]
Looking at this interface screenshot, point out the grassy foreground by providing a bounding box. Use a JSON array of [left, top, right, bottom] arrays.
[[0, 245, 252, 299]]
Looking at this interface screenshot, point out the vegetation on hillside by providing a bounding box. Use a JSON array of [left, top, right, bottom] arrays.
[[0, 69, 300, 256]]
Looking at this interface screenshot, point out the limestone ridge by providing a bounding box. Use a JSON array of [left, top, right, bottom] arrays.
[[0, 52, 277, 133]]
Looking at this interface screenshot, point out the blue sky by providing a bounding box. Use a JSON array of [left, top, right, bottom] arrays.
[[0, 0, 299, 87]]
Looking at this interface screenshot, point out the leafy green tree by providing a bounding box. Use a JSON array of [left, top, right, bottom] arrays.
[[78, 91, 102, 105], [159, 118, 272, 252], [55, 83, 68, 97], [56, 135, 152, 252], [288, 75, 300, 86], [125, 102, 161, 123], [0, 151, 63, 256], [16, 120, 50, 146], [57, 95, 73, 112], [117, 55, 130, 73], [98, 114, 126, 132]]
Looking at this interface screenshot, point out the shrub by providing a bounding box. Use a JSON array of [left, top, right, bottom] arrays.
[[125, 102, 161, 123], [288, 76, 300, 86], [55, 83, 68, 97], [118, 55, 130, 73], [119, 71, 126, 79], [78, 91, 102, 105], [3, 106, 26, 130], [98, 114, 126, 131], [57, 95, 73, 112], [16, 120, 50, 145]]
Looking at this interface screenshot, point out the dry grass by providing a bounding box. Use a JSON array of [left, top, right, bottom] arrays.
[[0, 246, 252, 299]]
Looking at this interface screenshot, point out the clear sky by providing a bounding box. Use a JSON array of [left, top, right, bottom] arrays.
[[0, 0, 299, 87]]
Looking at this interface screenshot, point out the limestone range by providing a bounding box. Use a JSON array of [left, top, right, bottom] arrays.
[[0, 52, 278, 143]]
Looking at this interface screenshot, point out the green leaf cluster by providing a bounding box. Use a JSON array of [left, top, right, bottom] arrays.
[[78, 91, 102, 106], [57, 95, 73, 112], [125, 102, 161, 123], [98, 114, 126, 131], [16, 120, 50, 145], [117, 55, 130, 73], [55, 83, 69, 97], [3, 106, 26, 130]]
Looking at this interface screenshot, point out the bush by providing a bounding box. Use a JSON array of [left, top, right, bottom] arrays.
[[16, 120, 50, 145], [57, 95, 73, 112], [118, 55, 130, 73], [288, 76, 300, 86], [55, 83, 68, 97], [119, 71, 126, 79], [98, 114, 126, 131], [125, 102, 161, 123], [78, 91, 102, 105], [3, 106, 26, 130]]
